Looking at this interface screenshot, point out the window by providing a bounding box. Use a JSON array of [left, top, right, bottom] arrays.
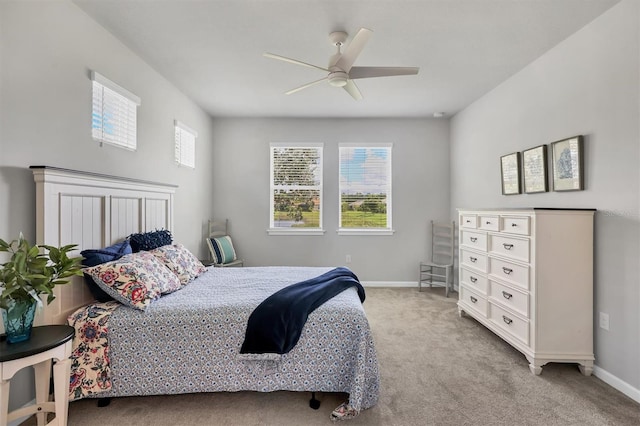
[[269, 143, 323, 235], [339, 144, 393, 235], [91, 71, 140, 150], [174, 120, 197, 168]]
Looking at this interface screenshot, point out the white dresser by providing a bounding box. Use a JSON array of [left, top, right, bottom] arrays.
[[457, 208, 595, 375]]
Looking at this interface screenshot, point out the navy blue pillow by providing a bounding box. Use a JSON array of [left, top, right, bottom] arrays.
[[81, 240, 132, 266], [81, 240, 132, 302], [127, 229, 172, 252]]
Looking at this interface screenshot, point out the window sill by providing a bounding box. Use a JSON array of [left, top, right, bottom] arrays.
[[267, 228, 326, 236], [337, 228, 395, 236]]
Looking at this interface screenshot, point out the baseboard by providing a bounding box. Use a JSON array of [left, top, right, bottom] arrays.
[[8, 398, 35, 426], [361, 281, 458, 290], [593, 365, 640, 403], [360, 281, 417, 287]]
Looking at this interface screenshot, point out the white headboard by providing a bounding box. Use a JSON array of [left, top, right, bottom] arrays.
[[31, 166, 177, 325]]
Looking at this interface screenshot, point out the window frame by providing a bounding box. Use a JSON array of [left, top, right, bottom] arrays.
[[268, 143, 325, 236], [338, 143, 394, 236], [174, 120, 197, 169], [91, 71, 141, 151]]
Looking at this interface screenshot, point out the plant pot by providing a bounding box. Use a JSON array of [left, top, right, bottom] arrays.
[[1, 298, 38, 343]]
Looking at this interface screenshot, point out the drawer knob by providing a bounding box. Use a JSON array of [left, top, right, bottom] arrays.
[[502, 243, 514, 250], [470, 237, 477, 242], [502, 291, 513, 300], [502, 315, 513, 325], [470, 257, 477, 263], [486, 221, 491, 225], [470, 276, 477, 283], [470, 296, 478, 303], [502, 267, 513, 275], [466, 220, 471, 223], [511, 223, 517, 227]]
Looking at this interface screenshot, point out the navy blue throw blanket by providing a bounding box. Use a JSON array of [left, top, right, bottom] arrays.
[[240, 267, 365, 355]]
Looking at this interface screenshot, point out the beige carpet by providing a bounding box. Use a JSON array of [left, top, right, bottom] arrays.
[[28, 287, 640, 425]]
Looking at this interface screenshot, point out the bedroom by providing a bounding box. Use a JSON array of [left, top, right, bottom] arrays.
[[0, 0, 638, 424]]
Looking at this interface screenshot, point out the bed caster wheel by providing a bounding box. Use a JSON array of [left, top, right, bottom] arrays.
[[310, 392, 320, 409]]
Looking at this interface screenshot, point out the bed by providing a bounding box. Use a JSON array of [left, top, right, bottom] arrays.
[[31, 166, 379, 418]]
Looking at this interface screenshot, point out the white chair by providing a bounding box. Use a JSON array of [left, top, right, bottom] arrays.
[[419, 221, 455, 297], [205, 219, 244, 267]]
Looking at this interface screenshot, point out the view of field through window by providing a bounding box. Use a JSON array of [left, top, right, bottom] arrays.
[[340, 146, 391, 229]]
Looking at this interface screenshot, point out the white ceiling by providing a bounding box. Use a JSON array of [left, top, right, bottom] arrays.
[[73, 0, 620, 118]]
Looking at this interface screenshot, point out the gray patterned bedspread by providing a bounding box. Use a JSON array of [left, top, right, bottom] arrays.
[[97, 266, 379, 411]]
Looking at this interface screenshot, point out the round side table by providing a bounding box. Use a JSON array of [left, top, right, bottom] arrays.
[[0, 325, 74, 426]]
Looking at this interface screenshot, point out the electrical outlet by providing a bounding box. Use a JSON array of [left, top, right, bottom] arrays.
[[345, 254, 352, 263], [599, 312, 610, 331]]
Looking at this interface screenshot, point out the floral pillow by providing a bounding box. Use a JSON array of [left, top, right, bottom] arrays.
[[148, 243, 206, 286], [83, 252, 181, 310]]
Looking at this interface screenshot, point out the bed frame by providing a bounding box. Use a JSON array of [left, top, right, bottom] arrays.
[[30, 166, 177, 326]]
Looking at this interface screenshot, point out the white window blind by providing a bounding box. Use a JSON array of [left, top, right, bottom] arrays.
[[91, 71, 140, 150], [339, 144, 393, 234], [174, 120, 197, 169], [269, 143, 323, 234]]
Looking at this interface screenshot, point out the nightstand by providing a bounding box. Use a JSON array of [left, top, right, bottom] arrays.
[[1, 325, 74, 426]]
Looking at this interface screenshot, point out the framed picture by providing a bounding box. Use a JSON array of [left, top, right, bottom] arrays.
[[522, 145, 548, 193], [551, 135, 584, 191], [500, 152, 521, 195]]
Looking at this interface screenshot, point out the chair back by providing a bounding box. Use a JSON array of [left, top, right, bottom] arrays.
[[208, 219, 229, 238], [431, 221, 455, 266]]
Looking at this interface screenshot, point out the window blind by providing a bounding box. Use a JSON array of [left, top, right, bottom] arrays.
[[339, 144, 392, 230], [91, 71, 140, 151], [174, 120, 197, 169], [269, 144, 323, 231]]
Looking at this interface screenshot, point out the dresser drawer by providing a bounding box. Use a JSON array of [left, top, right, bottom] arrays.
[[478, 215, 500, 231], [489, 280, 529, 317], [461, 230, 488, 252], [461, 267, 488, 294], [461, 214, 478, 229], [461, 249, 488, 272], [489, 234, 530, 262], [501, 216, 530, 236], [460, 285, 488, 318], [489, 257, 529, 290], [489, 302, 529, 345]]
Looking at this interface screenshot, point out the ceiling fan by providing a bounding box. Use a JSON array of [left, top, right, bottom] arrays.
[[264, 28, 419, 100]]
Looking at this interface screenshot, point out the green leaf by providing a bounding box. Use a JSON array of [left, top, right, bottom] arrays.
[[28, 245, 40, 258], [1, 236, 83, 306]]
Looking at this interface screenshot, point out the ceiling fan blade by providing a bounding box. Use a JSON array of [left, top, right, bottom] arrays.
[[264, 53, 329, 72], [285, 77, 328, 95], [335, 28, 373, 72], [343, 80, 363, 101], [349, 66, 420, 79]]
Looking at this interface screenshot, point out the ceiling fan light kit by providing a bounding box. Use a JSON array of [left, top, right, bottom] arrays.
[[264, 28, 419, 100], [328, 70, 349, 87]]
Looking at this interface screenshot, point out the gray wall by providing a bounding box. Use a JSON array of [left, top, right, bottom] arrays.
[[210, 117, 450, 282], [450, 0, 639, 394], [0, 1, 215, 410]]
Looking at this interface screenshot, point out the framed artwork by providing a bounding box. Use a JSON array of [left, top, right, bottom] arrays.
[[500, 152, 521, 195], [522, 145, 548, 193], [551, 135, 584, 191]]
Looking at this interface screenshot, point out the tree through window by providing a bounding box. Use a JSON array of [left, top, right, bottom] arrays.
[[270, 144, 323, 231]]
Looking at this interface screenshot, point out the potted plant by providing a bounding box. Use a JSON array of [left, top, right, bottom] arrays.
[[0, 233, 83, 343]]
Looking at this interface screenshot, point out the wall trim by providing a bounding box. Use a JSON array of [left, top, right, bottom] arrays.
[[593, 365, 640, 403], [361, 281, 417, 287]]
